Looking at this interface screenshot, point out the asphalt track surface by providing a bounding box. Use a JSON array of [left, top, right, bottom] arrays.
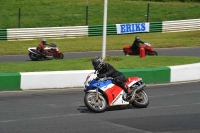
[[0, 46, 200, 62], [0, 47, 200, 133], [0, 81, 200, 133]]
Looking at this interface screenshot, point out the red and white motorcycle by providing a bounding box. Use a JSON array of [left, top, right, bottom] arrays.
[[28, 43, 64, 61], [123, 42, 158, 56], [83, 72, 149, 113]]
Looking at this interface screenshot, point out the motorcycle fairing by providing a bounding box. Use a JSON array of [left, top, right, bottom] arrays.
[[96, 79, 130, 105], [28, 48, 39, 55], [28, 46, 59, 53], [104, 77, 142, 106], [84, 79, 113, 92], [104, 85, 129, 105], [125, 77, 142, 87]]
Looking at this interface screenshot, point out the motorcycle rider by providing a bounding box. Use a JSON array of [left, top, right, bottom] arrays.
[[37, 39, 48, 56], [131, 36, 145, 55], [92, 57, 132, 98]]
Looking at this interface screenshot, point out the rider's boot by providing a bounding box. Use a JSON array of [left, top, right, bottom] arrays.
[[39, 51, 46, 57], [123, 85, 132, 101], [36, 51, 42, 57], [37, 51, 46, 59], [126, 86, 132, 97]]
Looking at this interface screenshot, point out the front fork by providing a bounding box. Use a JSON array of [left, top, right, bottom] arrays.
[[95, 88, 104, 102], [95, 88, 99, 101]]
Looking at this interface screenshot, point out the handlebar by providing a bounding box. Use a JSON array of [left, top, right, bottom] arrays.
[[144, 42, 151, 46]]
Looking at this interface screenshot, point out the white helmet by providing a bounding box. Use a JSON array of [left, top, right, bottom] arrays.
[[42, 38, 46, 44]]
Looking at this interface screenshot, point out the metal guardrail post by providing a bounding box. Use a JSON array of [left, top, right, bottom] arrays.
[[146, 3, 150, 22], [18, 8, 21, 28]]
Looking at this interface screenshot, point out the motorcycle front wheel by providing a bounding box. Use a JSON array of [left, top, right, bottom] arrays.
[[124, 51, 128, 56], [84, 93, 107, 113], [148, 51, 158, 56], [131, 90, 149, 108], [53, 53, 64, 59], [152, 51, 158, 55]]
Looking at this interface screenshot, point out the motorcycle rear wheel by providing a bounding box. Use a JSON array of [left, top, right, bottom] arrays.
[[84, 93, 107, 113], [131, 90, 149, 108], [29, 53, 39, 61]]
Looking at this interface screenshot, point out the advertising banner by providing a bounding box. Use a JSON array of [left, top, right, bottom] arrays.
[[116, 22, 149, 34]]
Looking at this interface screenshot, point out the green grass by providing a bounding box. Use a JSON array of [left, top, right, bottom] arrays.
[[0, 1, 200, 73], [0, 56, 200, 73], [0, 30, 200, 55], [0, 0, 199, 28]]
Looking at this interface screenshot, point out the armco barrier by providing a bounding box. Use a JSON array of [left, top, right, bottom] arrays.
[[0, 29, 7, 40], [7, 26, 88, 40], [0, 63, 200, 91], [2, 19, 199, 40], [163, 19, 200, 33]]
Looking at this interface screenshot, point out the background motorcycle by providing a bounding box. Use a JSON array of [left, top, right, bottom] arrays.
[[84, 72, 149, 113], [28, 43, 64, 61], [123, 42, 158, 56]]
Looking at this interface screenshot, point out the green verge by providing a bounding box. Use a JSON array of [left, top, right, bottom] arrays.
[[0, 30, 200, 55], [0, 56, 199, 73], [0, 55, 199, 90], [0, 73, 21, 91]]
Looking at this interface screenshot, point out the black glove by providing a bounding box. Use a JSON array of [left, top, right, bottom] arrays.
[[95, 77, 100, 80], [97, 74, 106, 78]]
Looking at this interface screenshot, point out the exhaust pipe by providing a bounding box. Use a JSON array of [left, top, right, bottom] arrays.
[[136, 83, 146, 91], [129, 83, 146, 103]]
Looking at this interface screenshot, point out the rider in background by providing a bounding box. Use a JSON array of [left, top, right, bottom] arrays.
[[37, 39, 48, 56], [92, 57, 132, 97], [131, 36, 145, 55]]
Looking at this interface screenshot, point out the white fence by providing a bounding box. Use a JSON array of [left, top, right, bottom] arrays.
[[162, 19, 200, 33], [7, 26, 88, 40], [6, 19, 200, 40]]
